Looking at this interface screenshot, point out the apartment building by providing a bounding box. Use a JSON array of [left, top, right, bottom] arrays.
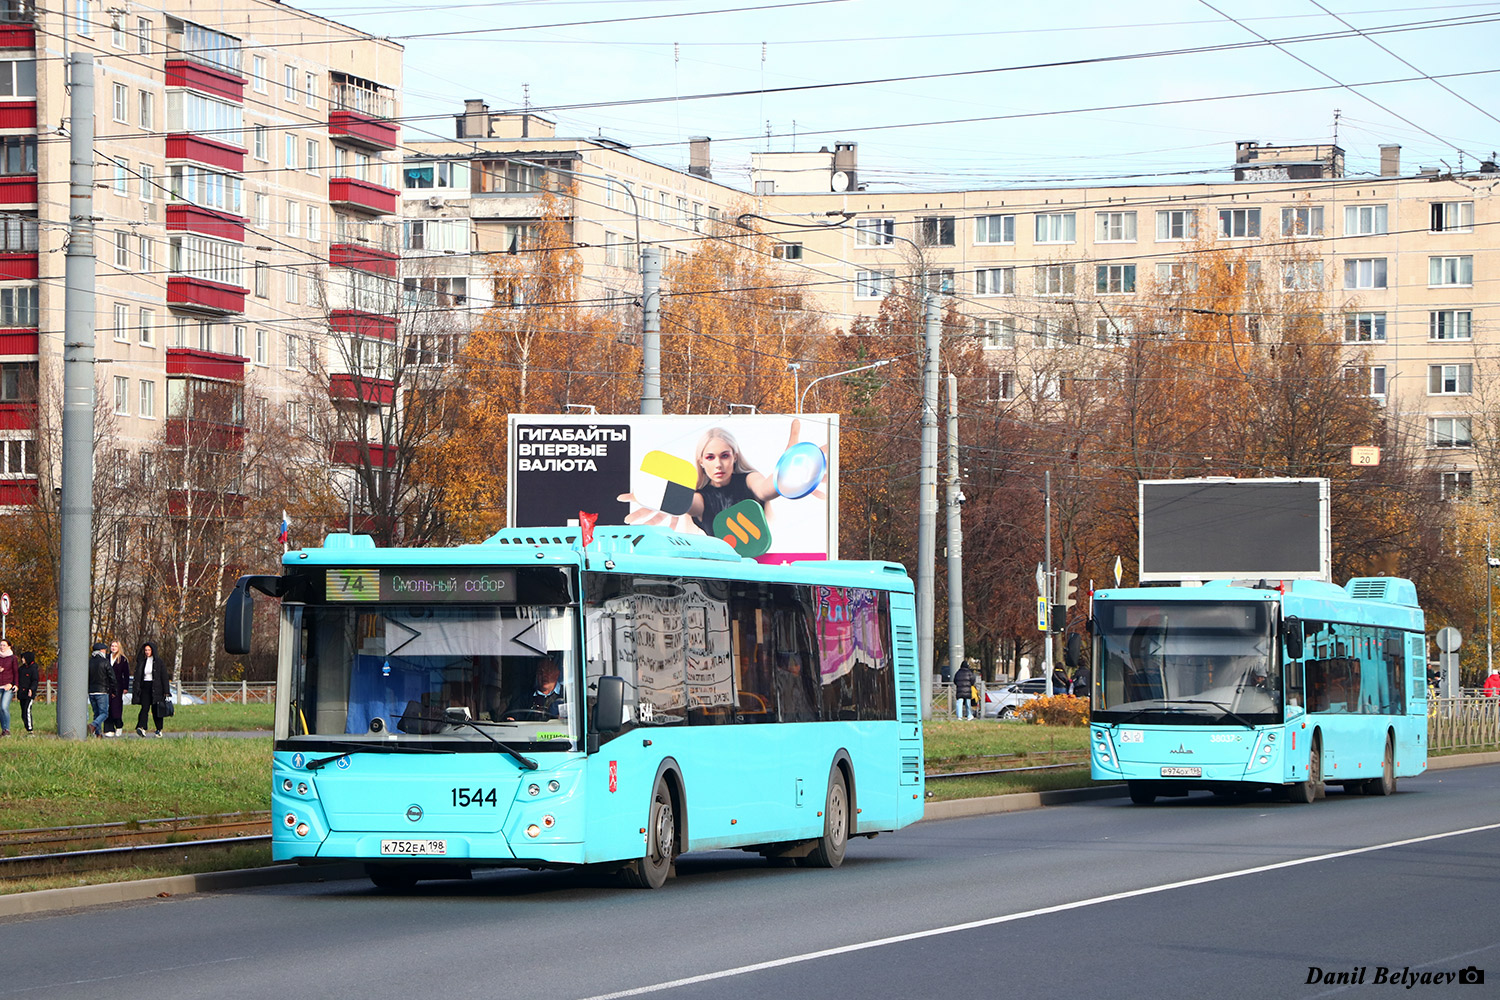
[[4, 0, 401, 510], [751, 140, 1498, 492]]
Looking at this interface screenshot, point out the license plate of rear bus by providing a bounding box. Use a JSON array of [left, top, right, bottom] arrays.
[[381, 840, 447, 856], [1160, 766, 1202, 777]]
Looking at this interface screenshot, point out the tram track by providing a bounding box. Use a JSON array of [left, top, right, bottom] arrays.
[[0, 813, 272, 882]]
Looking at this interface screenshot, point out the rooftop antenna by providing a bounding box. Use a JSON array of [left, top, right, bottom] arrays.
[[522, 83, 530, 112], [1332, 108, 1340, 147]]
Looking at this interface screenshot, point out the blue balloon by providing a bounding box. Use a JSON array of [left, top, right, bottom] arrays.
[[775, 442, 826, 500]]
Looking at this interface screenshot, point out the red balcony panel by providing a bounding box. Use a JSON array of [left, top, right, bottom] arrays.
[[0, 329, 38, 355], [168, 276, 247, 315], [165, 59, 247, 104], [329, 309, 396, 340], [166, 347, 248, 381], [328, 109, 400, 152], [0, 175, 37, 206], [166, 203, 246, 243], [328, 243, 398, 276], [0, 402, 36, 431], [328, 373, 395, 406], [165, 134, 246, 173], [0, 24, 36, 50], [0, 253, 36, 281], [0, 101, 36, 129], [0, 478, 38, 506], [164, 419, 245, 452], [331, 441, 397, 468], [328, 177, 397, 216]]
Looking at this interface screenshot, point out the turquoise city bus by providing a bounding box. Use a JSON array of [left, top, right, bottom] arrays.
[[1088, 577, 1427, 804], [227, 525, 923, 889]]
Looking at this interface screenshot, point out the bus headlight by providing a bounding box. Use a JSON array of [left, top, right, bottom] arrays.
[[295, 823, 309, 837], [525, 824, 540, 838], [297, 782, 309, 796], [528, 784, 540, 796], [542, 815, 555, 828], [548, 780, 560, 793], [282, 779, 293, 792], [283, 812, 297, 828]]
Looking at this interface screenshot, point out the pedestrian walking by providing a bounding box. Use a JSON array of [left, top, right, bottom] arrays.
[[952, 659, 976, 720], [1051, 666, 1070, 697], [133, 641, 170, 737], [0, 638, 17, 737], [1483, 667, 1500, 697], [105, 640, 132, 737], [1071, 664, 1091, 699], [16, 650, 38, 734], [87, 641, 113, 738]]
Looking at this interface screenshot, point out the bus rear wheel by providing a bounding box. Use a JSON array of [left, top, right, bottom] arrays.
[[621, 777, 676, 889], [1290, 737, 1323, 804], [1128, 781, 1157, 805], [799, 769, 849, 868], [1366, 735, 1396, 796]]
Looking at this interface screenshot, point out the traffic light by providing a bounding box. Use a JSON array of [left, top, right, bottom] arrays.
[[1060, 571, 1079, 610]]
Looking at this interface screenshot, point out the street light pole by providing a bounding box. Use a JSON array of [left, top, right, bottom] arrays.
[[1488, 527, 1496, 677], [796, 357, 896, 414]]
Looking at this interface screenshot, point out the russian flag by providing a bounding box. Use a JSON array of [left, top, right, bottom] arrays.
[[277, 510, 290, 545]]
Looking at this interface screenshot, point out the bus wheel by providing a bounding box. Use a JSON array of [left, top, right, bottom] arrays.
[[800, 769, 849, 868], [622, 777, 676, 889], [1369, 735, 1396, 796], [1290, 737, 1323, 804], [1128, 781, 1156, 805], [366, 864, 418, 891]]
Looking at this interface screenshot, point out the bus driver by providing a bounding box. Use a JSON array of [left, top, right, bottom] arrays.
[[505, 659, 565, 720]]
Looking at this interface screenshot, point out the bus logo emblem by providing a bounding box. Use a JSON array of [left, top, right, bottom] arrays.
[[406, 805, 423, 822], [1170, 744, 1194, 755], [609, 761, 618, 793]]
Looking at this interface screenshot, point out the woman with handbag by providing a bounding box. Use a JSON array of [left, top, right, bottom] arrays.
[[133, 641, 171, 737]]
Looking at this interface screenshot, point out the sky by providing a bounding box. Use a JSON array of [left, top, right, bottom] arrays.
[[300, 0, 1500, 192]]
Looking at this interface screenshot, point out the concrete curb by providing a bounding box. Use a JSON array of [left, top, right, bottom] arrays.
[[3, 752, 1495, 918]]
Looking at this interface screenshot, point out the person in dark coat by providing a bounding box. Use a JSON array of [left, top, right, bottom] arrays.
[[133, 641, 171, 737], [105, 640, 131, 737], [16, 650, 39, 734], [952, 660, 977, 720], [87, 641, 113, 738]]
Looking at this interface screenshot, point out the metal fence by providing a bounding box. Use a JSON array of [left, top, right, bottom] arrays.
[[1428, 694, 1500, 753], [40, 680, 276, 705]]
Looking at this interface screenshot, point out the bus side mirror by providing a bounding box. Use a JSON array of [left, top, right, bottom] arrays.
[[225, 579, 254, 655], [595, 675, 626, 733], [1283, 618, 1304, 660], [1063, 632, 1083, 668]]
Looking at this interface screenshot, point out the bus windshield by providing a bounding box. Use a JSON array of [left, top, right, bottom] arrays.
[[282, 603, 580, 749], [1094, 599, 1281, 725]]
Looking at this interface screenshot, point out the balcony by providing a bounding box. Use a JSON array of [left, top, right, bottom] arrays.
[[165, 59, 246, 104], [167, 277, 247, 316], [164, 418, 245, 453], [0, 174, 36, 206], [329, 243, 398, 276], [166, 347, 247, 381], [331, 441, 397, 468], [0, 252, 36, 280], [0, 478, 37, 506], [166, 203, 245, 243], [0, 102, 35, 129], [329, 109, 399, 152], [165, 134, 246, 173], [0, 401, 35, 430], [329, 177, 397, 216], [0, 3, 34, 50], [330, 309, 397, 339], [0, 329, 37, 356], [328, 373, 395, 407]]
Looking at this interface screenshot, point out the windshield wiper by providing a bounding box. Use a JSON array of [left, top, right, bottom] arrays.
[[402, 709, 539, 770], [1105, 699, 1255, 730], [305, 742, 444, 771], [1170, 698, 1257, 730], [1107, 705, 1189, 729]]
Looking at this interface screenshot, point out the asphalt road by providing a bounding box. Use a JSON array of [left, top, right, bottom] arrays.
[[4, 766, 1498, 1000]]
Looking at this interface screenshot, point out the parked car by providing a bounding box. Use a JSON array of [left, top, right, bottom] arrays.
[[983, 677, 1049, 718]]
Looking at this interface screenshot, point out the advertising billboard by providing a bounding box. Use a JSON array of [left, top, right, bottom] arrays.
[[1138, 477, 1330, 582], [507, 414, 839, 561]]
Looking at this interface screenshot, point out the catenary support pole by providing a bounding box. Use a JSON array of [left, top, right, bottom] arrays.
[[916, 292, 939, 718], [640, 245, 662, 414], [945, 372, 965, 690], [58, 53, 96, 740], [1044, 470, 1054, 696]]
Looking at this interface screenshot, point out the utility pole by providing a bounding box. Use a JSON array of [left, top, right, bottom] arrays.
[[916, 290, 939, 718], [639, 245, 662, 414], [1043, 469, 1054, 696], [58, 53, 95, 740], [945, 372, 965, 685]]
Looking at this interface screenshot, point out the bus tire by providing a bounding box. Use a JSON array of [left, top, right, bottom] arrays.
[[366, 864, 418, 891], [1369, 734, 1396, 796], [1128, 781, 1156, 805], [621, 777, 676, 889], [800, 768, 849, 868], [1290, 736, 1323, 804]]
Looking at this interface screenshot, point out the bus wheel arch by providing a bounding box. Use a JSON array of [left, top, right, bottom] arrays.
[[800, 756, 852, 868], [1366, 729, 1396, 796], [1290, 730, 1324, 804], [621, 759, 685, 889]]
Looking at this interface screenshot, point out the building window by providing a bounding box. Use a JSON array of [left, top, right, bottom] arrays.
[[112, 83, 127, 122], [1343, 258, 1387, 289], [1036, 264, 1075, 295], [916, 216, 955, 247], [138, 90, 154, 132], [113, 303, 128, 342], [1343, 312, 1386, 342], [253, 125, 267, 162], [1345, 204, 1388, 235], [113, 376, 129, 415], [284, 64, 298, 102], [1219, 208, 1260, 238], [75, 1, 91, 37], [285, 133, 296, 170], [925, 269, 955, 295], [139, 163, 154, 202], [139, 308, 154, 346], [855, 269, 895, 298], [974, 267, 1014, 296], [0, 286, 37, 326], [0, 216, 35, 252], [1281, 260, 1323, 290], [1095, 211, 1136, 242], [1429, 364, 1473, 395], [1430, 310, 1472, 341], [306, 139, 319, 172], [855, 218, 895, 246], [1281, 206, 1324, 236], [113, 157, 128, 194], [987, 371, 1017, 402], [255, 328, 267, 365], [139, 236, 154, 272], [773, 242, 802, 261], [1156, 261, 1196, 289], [1430, 202, 1473, 233], [168, 164, 243, 215], [254, 261, 268, 298], [1034, 212, 1076, 244], [0, 136, 35, 176], [137, 16, 152, 54], [167, 234, 243, 286], [1344, 365, 1386, 398], [285, 200, 298, 237], [1429, 417, 1472, 449], [1156, 209, 1196, 241], [976, 318, 1016, 348], [1035, 318, 1075, 348], [974, 214, 1014, 245], [304, 71, 317, 107], [139, 451, 154, 486], [1095, 317, 1129, 345], [139, 379, 155, 418], [252, 55, 267, 93], [285, 334, 299, 369], [254, 193, 268, 228], [1095, 264, 1136, 294], [233, 325, 246, 357], [307, 206, 321, 243], [113, 230, 130, 269], [285, 268, 299, 303], [1441, 471, 1473, 500], [1429, 256, 1473, 287]]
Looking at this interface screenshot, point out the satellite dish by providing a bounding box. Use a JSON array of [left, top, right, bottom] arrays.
[[831, 170, 850, 192]]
